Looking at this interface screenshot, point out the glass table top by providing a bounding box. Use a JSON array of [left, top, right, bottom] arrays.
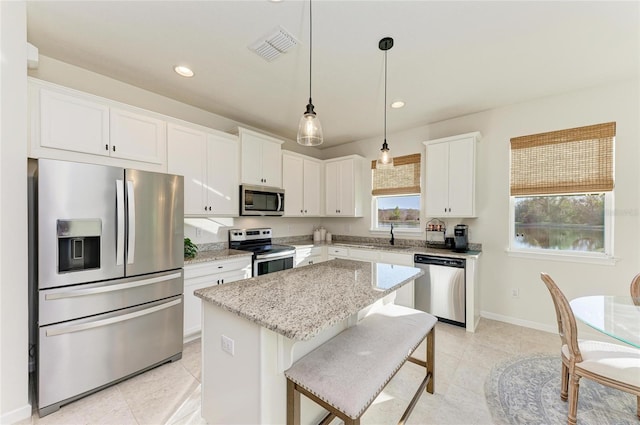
[[570, 295, 640, 348]]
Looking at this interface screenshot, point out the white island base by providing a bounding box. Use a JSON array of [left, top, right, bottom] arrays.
[[201, 299, 392, 424]]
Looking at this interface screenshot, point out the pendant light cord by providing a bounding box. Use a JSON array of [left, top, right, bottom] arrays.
[[384, 48, 387, 143], [308, 0, 313, 102]]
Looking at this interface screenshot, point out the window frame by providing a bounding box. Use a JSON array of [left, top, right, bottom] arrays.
[[507, 191, 615, 264], [370, 193, 422, 234]]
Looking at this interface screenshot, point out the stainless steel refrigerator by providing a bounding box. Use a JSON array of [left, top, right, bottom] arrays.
[[30, 158, 184, 416]]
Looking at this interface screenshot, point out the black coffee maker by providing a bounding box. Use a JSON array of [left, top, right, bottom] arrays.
[[453, 224, 469, 252]]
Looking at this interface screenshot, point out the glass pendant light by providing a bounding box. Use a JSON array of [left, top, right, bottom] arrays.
[[377, 37, 394, 169], [297, 0, 323, 146]]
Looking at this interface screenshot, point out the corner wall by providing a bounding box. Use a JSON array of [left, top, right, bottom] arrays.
[[320, 78, 640, 332], [1, 1, 31, 423]]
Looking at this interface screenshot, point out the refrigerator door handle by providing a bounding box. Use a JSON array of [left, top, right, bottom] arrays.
[[45, 298, 182, 337], [126, 180, 135, 264], [116, 180, 125, 266], [44, 272, 182, 300]]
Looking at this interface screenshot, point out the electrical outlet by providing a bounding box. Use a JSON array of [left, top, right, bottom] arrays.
[[511, 288, 520, 298], [221, 335, 234, 356], [195, 227, 202, 237]]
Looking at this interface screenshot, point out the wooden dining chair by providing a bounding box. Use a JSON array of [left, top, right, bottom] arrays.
[[631, 273, 640, 301], [540, 272, 640, 425]]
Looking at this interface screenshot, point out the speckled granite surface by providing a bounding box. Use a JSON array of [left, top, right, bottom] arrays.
[[184, 249, 252, 265], [194, 258, 424, 341], [289, 241, 481, 259]]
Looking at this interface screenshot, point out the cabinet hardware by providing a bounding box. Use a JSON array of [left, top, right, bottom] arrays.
[[112, 146, 116, 152], [105, 144, 108, 151]]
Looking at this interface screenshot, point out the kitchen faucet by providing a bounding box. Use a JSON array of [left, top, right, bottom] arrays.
[[390, 223, 395, 245]]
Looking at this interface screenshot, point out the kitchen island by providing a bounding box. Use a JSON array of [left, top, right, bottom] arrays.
[[194, 258, 424, 424]]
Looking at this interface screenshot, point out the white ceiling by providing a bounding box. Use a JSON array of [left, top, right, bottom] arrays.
[[26, 1, 639, 149]]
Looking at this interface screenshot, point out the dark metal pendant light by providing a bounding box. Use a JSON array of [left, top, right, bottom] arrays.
[[377, 37, 394, 168], [297, 0, 323, 146]]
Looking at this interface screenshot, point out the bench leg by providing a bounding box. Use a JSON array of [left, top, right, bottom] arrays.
[[287, 379, 300, 425], [426, 327, 435, 394]]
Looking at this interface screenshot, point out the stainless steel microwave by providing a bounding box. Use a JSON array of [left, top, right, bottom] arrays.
[[239, 184, 285, 216]]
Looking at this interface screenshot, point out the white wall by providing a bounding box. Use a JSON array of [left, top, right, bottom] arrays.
[[0, 1, 31, 423], [320, 78, 640, 332]]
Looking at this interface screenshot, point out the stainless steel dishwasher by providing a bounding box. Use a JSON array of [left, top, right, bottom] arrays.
[[414, 254, 466, 327]]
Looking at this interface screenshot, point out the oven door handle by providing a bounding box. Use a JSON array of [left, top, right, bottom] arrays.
[[255, 250, 296, 261]]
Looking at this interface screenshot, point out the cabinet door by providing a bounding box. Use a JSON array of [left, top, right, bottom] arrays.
[[167, 124, 207, 215], [261, 139, 282, 188], [206, 134, 239, 216], [110, 108, 166, 164], [337, 160, 355, 216], [447, 137, 475, 217], [303, 159, 322, 216], [283, 154, 304, 216], [425, 142, 450, 216], [325, 161, 340, 216], [39, 88, 110, 156], [240, 132, 264, 185]]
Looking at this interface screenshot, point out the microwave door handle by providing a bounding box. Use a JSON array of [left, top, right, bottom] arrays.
[[126, 180, 135, 264], [116, 180, 125, 266], [277, 193, 282, 212]]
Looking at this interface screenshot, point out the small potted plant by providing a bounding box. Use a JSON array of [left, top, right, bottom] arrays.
[[184, 237, 198, 260]]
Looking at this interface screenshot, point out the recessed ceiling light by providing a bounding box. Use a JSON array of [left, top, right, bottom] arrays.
[[174, 65, 194, 78], [391, 100, 405, 109]]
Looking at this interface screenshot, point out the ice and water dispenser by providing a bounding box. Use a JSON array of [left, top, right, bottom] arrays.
[[57, 219, 101, 273]]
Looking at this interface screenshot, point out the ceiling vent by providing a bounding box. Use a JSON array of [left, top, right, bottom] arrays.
[[249, 26, 299, 62]]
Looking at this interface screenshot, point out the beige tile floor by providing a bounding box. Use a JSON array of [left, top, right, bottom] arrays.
[[20, 319, 560, 425]]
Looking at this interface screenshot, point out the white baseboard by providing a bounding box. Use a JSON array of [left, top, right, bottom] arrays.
[[480, 311, 615, 343], [480, 310, 557, 334], [1, 403, 32, 425], [183, 332, 201, 344]]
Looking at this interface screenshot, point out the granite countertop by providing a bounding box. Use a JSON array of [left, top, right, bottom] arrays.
[[184, 248, 252, 265], [194, 258, 423, 341], [290, 241, 481, 259]]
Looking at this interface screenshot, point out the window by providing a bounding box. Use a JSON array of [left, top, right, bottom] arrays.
[[509, 122, 614, 256], [371, 153, 421, 231]]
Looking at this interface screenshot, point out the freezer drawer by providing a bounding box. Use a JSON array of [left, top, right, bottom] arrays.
[[37, 295, 184, 415], [39, 270, 183, 326]]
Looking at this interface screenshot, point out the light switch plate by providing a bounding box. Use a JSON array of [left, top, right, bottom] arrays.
[[221, 335, 235, 356]]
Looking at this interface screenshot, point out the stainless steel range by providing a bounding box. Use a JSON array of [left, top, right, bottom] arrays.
[[229, 228, 295, 276]]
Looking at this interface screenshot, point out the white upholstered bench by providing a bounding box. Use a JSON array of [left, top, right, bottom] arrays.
[[284, 304, 437, 425]]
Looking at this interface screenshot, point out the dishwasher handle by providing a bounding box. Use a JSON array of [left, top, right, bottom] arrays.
[[414, 254, 466, 268]]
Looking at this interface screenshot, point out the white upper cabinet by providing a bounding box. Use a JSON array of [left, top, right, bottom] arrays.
[[282, 151, 323, 217], [324, 155, 364, 217], [424, 132, 480, 218], [29, 78, 167, 171], [109, 108, 166, 164], [39, 87, 110, 156], [167, 122, 238, 216], [238, 127, 283, 188]]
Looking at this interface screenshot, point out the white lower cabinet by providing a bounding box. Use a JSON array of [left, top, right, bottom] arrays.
[[183, 256, 251, 340], [324, 245, 414, 308], [326, 246, 349, 260], [294, 246, 326, 267]]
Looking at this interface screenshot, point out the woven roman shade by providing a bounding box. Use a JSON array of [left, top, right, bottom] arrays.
[[510, 122, 615, 196], [371, 153, 421, 196]]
